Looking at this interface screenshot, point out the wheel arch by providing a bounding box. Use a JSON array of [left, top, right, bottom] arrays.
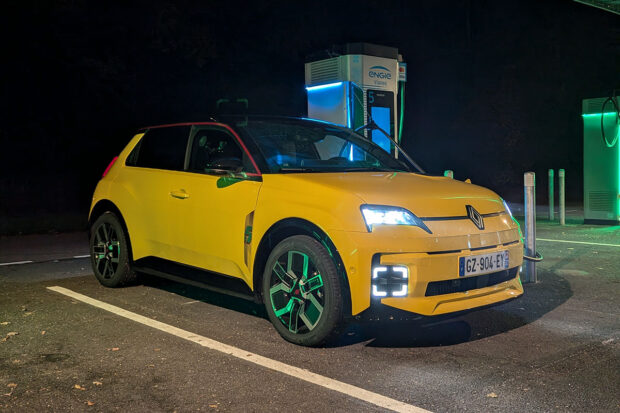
[[253, 218, 351, 317], [89, 199, 134, 262]]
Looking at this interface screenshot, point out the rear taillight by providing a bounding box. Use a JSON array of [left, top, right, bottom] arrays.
[[102, 156, 119, 178]]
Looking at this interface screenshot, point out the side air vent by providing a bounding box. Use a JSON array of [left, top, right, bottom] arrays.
[[583, 97, 609, 115], [589, 191, 614, 212], [309, 58, 340, 84]]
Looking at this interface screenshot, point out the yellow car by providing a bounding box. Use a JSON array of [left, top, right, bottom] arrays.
[[89, 117, 523, 346]]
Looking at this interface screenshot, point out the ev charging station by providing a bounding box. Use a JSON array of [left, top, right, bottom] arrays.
[[582, 95, 620, 224], [304, 43, 406, 155]]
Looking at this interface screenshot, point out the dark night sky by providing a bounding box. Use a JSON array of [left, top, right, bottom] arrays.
[[1, 0, 618, 232]]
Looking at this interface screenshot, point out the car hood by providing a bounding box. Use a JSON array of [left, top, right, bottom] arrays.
[[273, 172, 505, 218]]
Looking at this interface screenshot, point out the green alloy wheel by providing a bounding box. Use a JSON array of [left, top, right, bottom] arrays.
[[263, 235, 343, 346], [90, 212, 136, 287]]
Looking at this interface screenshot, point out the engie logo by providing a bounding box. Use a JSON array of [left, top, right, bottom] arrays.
[[368, 66, 392, 80]]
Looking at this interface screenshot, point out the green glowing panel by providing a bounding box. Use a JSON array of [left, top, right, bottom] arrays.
[[582, 103, 620, 223]]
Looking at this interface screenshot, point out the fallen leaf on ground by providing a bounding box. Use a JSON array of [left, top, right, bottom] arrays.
[[3, 383, 17, 397], [486, 392, 498, 398], [92, 381, 102, 386], [86, 401, 95, 406], [153, 348, 160, 352], [23, 312, 34, 317], [0, 322, 9, 326], [1, 332, 19, 342], [41, 331, 46, 335], [108, 347, 120, 351], [73, 384, 86, 391]]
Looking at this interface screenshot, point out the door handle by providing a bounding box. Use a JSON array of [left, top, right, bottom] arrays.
[[170, 189, 189, 199]]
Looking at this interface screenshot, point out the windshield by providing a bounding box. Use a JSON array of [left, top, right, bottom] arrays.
[[234, 118, 411, 173]]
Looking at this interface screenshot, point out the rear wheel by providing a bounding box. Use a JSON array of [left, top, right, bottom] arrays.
[[262, 235, 343, 346], [90, 212, 136, 287]]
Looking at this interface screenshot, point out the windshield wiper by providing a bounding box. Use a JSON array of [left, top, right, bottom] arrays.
[[355, 120, 426, 174]]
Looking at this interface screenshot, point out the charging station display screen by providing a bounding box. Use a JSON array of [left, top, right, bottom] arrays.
[[366, 90, 394, 154]]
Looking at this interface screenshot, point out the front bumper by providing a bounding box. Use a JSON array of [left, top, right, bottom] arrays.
[[329, 221, 524, 316]]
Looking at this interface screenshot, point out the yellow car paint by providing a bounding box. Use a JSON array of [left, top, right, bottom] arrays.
[[91, 132, 523, 318]]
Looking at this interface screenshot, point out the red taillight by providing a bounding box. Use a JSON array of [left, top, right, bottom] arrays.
[[102, 156, 119, 178]]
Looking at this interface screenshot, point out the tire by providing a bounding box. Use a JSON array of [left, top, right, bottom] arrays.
[[89, 211, 137, 287], [262, 235, 344, 346]]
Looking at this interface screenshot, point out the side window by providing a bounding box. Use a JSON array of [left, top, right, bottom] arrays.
[[189, 128, 255, 173], [133, 126, 191, 171]]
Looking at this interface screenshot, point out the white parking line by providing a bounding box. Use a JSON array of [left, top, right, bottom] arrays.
[[0, 255, 90, 266], [47, 286, 430, 413], [537, 238, 620, 248], [0, 260, 33, 266]]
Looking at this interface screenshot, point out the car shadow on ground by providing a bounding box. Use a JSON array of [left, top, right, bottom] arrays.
[[141, 275, 268, 319], [140, 268, 572, 349]]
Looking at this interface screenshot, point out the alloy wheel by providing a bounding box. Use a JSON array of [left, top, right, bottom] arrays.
[[269, 250, 325, 333], [92, 222, 120, 279]]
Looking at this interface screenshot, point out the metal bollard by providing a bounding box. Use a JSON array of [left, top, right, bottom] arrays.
[[523, 172, 537, 283], [444, 170, 454, 178], [548, 169, 554, 221], [559, 169, 565, 226]]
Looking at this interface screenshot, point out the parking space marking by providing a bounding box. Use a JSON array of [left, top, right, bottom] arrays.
[[47, 286, 430, 413], [0, 260, 33, 266], [0, 255, 90, 267], [537, 238, 620, 248]]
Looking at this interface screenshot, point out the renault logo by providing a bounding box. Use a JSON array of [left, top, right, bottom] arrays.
[[466, 205, 484, 230]]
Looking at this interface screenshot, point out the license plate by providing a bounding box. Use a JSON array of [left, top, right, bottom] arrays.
[[459, 251, 509, 277]]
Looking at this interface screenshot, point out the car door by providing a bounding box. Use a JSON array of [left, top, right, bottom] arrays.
[[168, 124, 262, 287], [120, 125, 191, 261]]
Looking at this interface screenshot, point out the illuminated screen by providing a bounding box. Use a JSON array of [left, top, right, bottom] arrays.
[[366, 89, 394, 154], [371, 106, 391, 153]]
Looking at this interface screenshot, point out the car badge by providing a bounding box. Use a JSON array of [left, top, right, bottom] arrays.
[[466, 205, 484, 230]]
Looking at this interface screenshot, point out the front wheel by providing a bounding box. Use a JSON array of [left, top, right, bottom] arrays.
[[89, 211, 136, 287], [262, 235, 344, 346]]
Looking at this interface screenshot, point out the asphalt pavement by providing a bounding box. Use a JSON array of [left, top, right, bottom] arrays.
[[0, 214, 619, 412]]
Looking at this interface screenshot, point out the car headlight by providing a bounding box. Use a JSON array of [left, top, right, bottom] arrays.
[[360, 205, 432, 234], [502, 199, 513, 218]]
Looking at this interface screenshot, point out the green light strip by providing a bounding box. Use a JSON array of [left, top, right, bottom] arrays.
[[581, 112, 617, 118]]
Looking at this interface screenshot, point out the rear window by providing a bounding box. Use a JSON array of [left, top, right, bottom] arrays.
[[129, 126, 191, 171]]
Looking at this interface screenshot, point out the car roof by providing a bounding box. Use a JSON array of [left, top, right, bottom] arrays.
[[138, 115, 329, 132]]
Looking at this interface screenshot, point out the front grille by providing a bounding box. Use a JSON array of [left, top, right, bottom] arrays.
[[425, 267, 519, 297]]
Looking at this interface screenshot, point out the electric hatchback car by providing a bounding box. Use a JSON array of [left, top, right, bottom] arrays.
[[89, 116, 523, 346]]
